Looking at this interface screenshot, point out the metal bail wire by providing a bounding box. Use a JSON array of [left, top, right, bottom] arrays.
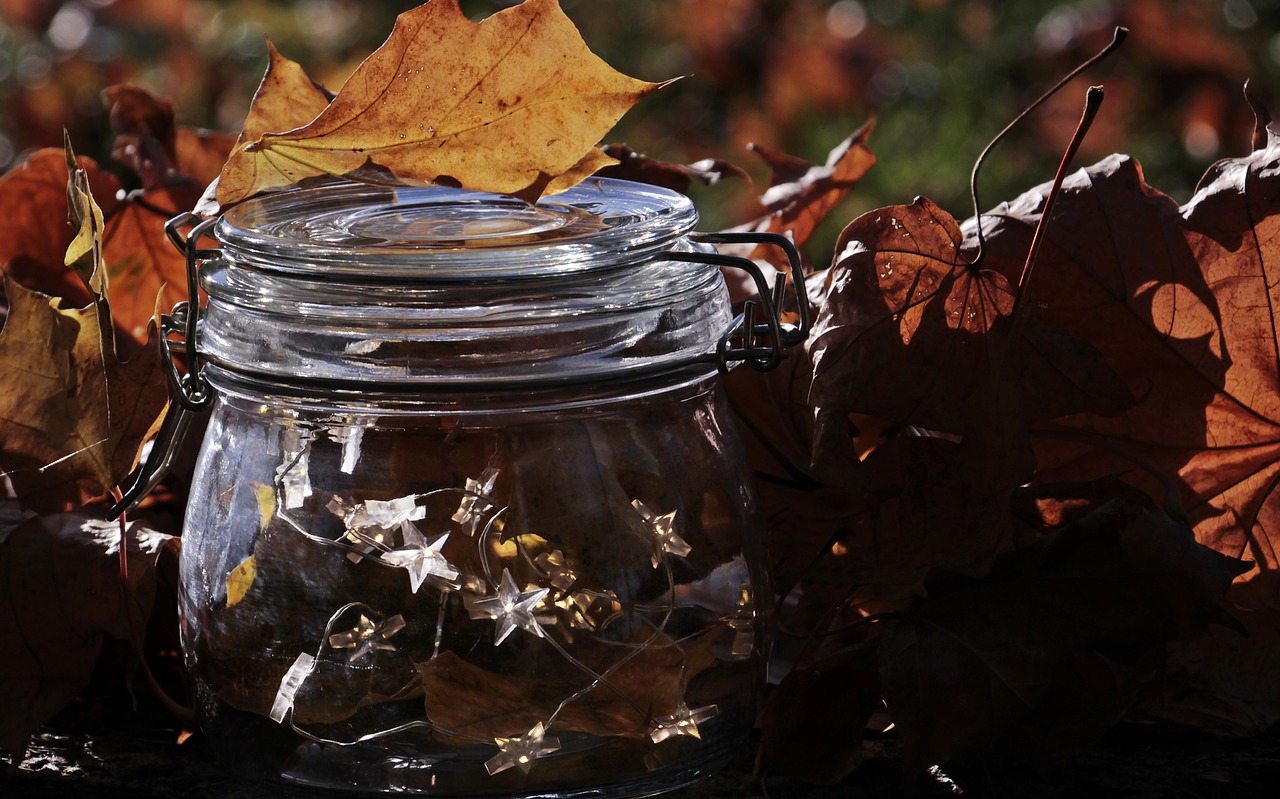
[[670, 231, 810, 372], [107, 213, 219, 520]]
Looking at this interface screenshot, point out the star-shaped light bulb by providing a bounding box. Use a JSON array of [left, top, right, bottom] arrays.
[[328, 613, 406, 661], [631, 499, 691, 567], [535, 549, 577, 592], [383, 527, 460, 592], [328, 494, 426, 562], [452, 467, 499, 536], [649, 703, 719, 744], [469, 569, 549, 645], [485, 722, 560, 775]]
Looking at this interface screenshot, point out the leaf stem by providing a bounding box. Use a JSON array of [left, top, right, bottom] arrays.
[[969, 26, 1127, 268], [1014, 86, 1105, 307]]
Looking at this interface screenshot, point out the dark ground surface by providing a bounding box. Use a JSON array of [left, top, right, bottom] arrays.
[[7, 693, 1280, 799]]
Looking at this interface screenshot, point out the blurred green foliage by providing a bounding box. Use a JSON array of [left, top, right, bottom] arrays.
[[2, 0, 1278, 263]]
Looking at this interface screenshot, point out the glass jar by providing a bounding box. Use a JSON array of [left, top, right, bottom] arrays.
[[151, 178, 802, 797]]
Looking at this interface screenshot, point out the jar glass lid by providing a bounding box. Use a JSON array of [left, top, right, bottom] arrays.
[[215, 177, 700, 280], [199, 177, 731, 388]]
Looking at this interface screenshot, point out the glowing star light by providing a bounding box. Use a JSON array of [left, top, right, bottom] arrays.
[[328, 613, 406, 661], [328, 494, 425, 562], [631, 499, 690, 567], [485, 722, 560, 775], [469, 569, 549, 645], [535, 549, 577, 592], [452, 467, 499, 536], [383, 528, 460, 593], [649, 702, 719, 743]]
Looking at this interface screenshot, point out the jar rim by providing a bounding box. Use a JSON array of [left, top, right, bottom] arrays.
[[215, 177, 700, 280]]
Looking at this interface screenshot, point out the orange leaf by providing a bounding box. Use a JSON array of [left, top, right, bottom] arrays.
[[0, 142, 168, 512], [748, 121, 876, 254], [216, 0, 665, 206], [0, 148, 192, 347], [0, 149, 117, 309]]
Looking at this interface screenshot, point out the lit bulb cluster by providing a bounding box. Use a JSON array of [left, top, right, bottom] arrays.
[[261, 439, 729, 779]]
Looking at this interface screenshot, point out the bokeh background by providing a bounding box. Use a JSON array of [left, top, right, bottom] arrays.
[[2, 0, 1278, 259]]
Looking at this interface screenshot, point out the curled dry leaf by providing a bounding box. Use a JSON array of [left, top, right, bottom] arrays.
[[105, 83, 238, 193], [0, 141, 168, 512], [0, 150, 119, 312], [216, 0, 667, 207], [0, 506, 173, 760], [718, 124, 877, 306], [974, 127, 1280, 734], [747, 121, 876, 258], [596, 143, 749, 195]]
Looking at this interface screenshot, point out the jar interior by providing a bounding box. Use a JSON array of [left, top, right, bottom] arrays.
[[180, 372, 766, 796]]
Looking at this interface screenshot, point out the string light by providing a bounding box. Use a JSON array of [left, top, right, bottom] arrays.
[[452, 467, 500, 535], [328, 613, 406, 661], [256, 442, 743, 783], [276, 426, 313, 509], [383, 528, 460, 593], [649, 703, 719, 743], [327, 494, 425, 563], [485, 722, 561, 775], [269, 653, 316, 723], [468, 568, 551, 645], [535, 549, 577, 592], [631, 499, 690, 567]]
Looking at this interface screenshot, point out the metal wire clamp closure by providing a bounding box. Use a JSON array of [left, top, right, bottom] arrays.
[[107, 213, 218, 520], [673, 231, 810, 373], [106, 222, 810, 518]]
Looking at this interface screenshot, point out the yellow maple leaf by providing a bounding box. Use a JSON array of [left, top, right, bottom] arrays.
[[216, 0, 667, 206]]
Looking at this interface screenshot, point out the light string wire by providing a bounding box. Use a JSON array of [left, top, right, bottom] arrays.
[[263, 418, 715, 765]]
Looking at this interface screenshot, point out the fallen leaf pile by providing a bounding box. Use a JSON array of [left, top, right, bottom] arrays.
[[0, 0, 1274, 790]]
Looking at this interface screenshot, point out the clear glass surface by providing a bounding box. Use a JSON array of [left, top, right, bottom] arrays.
[[181, 370, 766, 797], [200, 179, 730, 387], [181, 178, 767, 797]]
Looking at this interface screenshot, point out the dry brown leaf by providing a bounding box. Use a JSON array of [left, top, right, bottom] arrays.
[[973, 128, 1280, 733], [761, 645, 880, 784], [0, 507, 170, 759], [0, 148, 196, 345], [418, 629, 717, 740], [104, 83, 238, 193], [0, 142, 168, 512], [596, 143, 749, 195], [217, 0, 664, 206], [0, 149, 118, 310], [747, 121, 876, 255], [808, 197, 1131, 452], [104, 84, 179, 191]]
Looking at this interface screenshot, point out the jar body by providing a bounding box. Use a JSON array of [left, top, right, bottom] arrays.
[[180, 368, 767, 797]]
